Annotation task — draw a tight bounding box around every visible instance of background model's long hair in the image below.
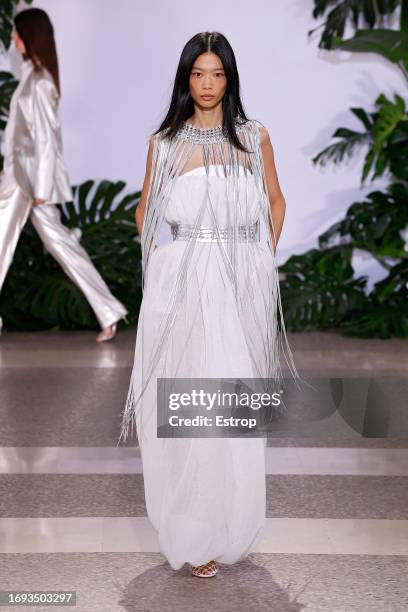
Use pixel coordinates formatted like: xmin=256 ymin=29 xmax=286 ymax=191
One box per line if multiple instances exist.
xmin=156 ymin=31 xmax=249 ymax=152
xmin=14 ymin=8 xmax=60 ymax=96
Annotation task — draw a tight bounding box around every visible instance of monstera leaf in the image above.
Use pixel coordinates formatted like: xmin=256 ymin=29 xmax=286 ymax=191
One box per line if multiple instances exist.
xmin=374 ymin=258 xmax=408 ymax=301
xmin=62 ymin=179 xmax=141 ymax=284
xmin=279 ymin=246 xmax=367 ymax=331
xmin=319 ymin=182 xmax=408 ymax=260
xmin=0 ymin=70 xmax=17 ymax=128
xmin=0 ymin=179 xmax=142 ymax=330
xmin=0 ymin=70 xmax=18 ymax=170
xmin=333 ymin=29 xmax=408 ymax=70
xmin=29 ymin=275 xmax=97 ymax=329
xmin=0 ymin=1 xmax=32 ymax=167
xmin=340 ymin=260 xmax=408 ymax=337
xmin=367 ymin=94 xmax=408 ymax=181
xmin=0 ymin=0 xmax=33 ymax=52
xmin=309 ymin=0 xmax=403 ymax=49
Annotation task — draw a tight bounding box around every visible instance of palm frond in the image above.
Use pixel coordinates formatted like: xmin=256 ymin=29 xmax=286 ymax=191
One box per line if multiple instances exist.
xmin=313 ymin=128 xmax=370 ymax=166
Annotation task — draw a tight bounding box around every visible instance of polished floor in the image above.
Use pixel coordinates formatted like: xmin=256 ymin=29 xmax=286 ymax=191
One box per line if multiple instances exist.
xmin=0 ymin=328 xmax=407 ymax=611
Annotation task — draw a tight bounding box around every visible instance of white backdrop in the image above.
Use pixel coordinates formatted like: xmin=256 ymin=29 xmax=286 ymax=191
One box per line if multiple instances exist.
xmin=3 ymin=0 xmax=405 ymax=284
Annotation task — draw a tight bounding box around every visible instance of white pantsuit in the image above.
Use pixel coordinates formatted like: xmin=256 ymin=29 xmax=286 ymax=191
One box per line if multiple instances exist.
xmin=0 ymin=58 xmax=127 ymax=330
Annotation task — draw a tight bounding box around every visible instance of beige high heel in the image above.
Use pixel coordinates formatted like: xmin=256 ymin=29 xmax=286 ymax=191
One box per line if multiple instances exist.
xmin=189 ymin=559 xmax=218 ymax=578
xmin=96 ymin=322 xmax=117 ymax=343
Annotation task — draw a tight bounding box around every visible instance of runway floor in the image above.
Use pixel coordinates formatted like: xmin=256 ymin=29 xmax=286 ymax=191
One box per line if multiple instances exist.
xmin=0 ymin=328 xmax=407 ymax=611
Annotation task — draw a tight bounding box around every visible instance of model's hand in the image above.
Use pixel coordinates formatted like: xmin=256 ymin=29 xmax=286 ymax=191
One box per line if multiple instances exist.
xmin=33 ymin=198 xmax=46 ymax=206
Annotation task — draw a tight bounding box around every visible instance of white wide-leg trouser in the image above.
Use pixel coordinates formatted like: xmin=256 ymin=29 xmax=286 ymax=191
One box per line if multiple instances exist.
xmin=0 ymin=187 xmax=128 ymax=329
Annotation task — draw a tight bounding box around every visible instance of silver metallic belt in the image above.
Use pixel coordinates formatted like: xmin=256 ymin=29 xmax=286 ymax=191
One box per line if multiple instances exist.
xmin=171 ymin=220 xmax=260 ymax=242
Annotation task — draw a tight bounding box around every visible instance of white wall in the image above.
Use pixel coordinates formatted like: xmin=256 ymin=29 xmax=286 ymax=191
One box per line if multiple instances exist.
xmin=3 ymin=0 xmax=405 ymax=281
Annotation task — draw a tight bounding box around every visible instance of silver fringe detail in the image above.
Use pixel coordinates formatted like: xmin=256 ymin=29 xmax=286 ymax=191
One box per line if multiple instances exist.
xmin=117 ymin=118 xmax=306 ymax=446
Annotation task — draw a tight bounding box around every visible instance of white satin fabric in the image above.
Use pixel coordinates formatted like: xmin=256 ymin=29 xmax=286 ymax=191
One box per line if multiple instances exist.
xmin=0 ymin=59 xmax=128 ymax=330
xmin=131 ymin=165 xmax=267 ymax=570
xmin=0 ymin=58 xmax=72 ymax=204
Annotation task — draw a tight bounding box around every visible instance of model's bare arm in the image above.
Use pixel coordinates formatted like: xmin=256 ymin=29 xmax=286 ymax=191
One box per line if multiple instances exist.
xmin=260 ymin=127 xmax=286 ymax=252
xmin=135 ymin=138 xmax=154 ymax=237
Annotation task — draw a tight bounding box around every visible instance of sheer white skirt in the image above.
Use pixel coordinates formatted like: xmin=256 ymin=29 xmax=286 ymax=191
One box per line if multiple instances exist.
xmin=131 ymin=237 xmax=273 ymax=570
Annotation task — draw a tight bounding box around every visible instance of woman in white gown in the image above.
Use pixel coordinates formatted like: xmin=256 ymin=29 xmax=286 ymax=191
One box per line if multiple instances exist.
xmin=118 ymin=31 xmax=301 ymax=577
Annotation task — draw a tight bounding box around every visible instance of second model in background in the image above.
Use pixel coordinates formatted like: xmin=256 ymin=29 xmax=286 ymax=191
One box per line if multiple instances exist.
xmin=0 ymin=8 xmax=128 ymax=342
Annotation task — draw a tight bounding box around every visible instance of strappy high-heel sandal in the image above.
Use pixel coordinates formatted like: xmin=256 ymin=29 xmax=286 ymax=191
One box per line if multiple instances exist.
xmin=96 ymin=322 xmax=117 ymax=343
xmin=189 ymin=559 xmax=218 ymax=578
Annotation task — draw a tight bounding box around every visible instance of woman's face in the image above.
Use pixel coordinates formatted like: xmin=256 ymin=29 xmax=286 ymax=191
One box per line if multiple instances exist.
xmin=189 ymin=52 xmax=227 ymax=111
xmin=12 ymin=28 xmax=26 ymax=55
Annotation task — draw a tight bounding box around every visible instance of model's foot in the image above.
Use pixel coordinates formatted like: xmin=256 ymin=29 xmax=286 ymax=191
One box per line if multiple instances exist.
xmin=96 ymin=323 xmax=117 ymax=343
xmin=189 ymin=560 xmax=218 ymax=578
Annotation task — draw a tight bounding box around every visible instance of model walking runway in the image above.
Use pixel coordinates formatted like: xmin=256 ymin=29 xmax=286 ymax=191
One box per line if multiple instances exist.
xmin=119 ymin=31 xmax=301 ymax=577
xmin=0 ymin=8 xmax=127 ymax=341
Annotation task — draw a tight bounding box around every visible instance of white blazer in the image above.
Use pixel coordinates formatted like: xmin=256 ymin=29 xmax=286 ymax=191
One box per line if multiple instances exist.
xmin=0 ymin=58 xmax=73 ymax=205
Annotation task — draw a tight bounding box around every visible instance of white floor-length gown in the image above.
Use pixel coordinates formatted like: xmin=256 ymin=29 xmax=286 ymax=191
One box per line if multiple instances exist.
xmin=125 ymin=162 xmax=276 ymax=570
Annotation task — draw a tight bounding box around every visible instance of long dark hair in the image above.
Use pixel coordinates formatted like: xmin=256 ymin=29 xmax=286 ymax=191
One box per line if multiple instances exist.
xmin=14 ymin=8 xmax=60 ymax=96
xmin=156 ymin=32 xmax=249 ymax=152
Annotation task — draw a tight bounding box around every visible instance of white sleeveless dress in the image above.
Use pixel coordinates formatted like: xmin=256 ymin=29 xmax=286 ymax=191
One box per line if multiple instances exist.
xmin=131 ymin=164 xmax=271 ymax=570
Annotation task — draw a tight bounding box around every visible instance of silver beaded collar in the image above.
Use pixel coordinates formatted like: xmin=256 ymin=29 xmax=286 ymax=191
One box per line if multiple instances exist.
xmin=177 ymin=120 xmax=247 ymax=144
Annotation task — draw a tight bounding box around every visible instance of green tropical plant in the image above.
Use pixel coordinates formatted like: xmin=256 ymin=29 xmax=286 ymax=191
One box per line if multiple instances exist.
xmin=0 ymin=0 xmax=32 ymax=51
xmin=0 ymin=70 xmax=18 ymax=170
xmin=279 ymin=247 xmax=367 ymax=331
xmin=309 ymin=0 xmax=404 ymax=49
xmin=0 ymin=0 xmax=32 ymax=169
xmin=280 ymin=0 xmax=408 ymax=338
xmin=0 ymin=180 xmax=142 ymax=330
xmin=319 ymin=182 xmax=408 ymax=261
xmin=340 ymin=260 xmax=408 ymax=337
xmin=0 ymin=70 xmax=17 ymax=128
xmin=313 ymin=94 xmax=408 ymax=182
